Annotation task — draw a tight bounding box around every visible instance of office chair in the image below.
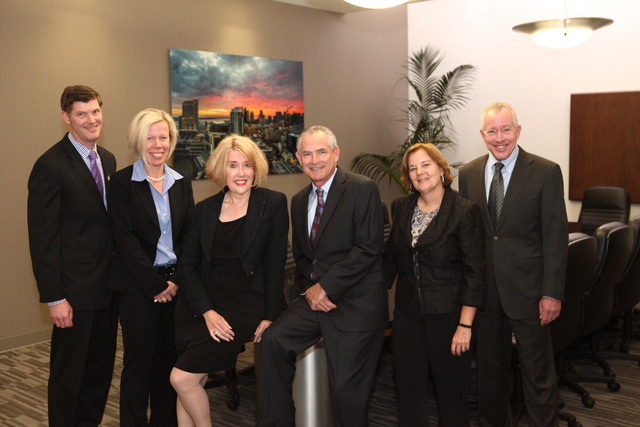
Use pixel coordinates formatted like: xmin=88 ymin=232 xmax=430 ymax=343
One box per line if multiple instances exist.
xmin=554 ymin=233 xmax=598 ymax=417
xmin=600 ymin=215 xmax=640 ymax=363
xmin=578 ymin=186 xmax=630 ymax=235
xmin=561 ymin=222 xmax=633 ymax=407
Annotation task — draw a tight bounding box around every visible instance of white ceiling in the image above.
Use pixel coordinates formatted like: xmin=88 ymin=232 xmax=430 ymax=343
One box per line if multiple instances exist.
xmin=271 ymin=0 xmax=425 ymax=14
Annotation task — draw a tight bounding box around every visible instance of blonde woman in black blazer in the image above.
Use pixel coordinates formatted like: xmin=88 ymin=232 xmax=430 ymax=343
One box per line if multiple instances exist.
xmin=109 ymin=108 xmax=194 ymax=427
xmin=385 ymin=143 xmax=485 ymax=427
xmin=170 ymin=135 xmax=288 ymax=427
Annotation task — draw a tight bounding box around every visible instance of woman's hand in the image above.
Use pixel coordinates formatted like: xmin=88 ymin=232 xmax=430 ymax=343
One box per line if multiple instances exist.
xmin=203 ymin=309 xmax=235 ymax=342
xmin=153 ymin=280 xmax=179 ymax=303
xmin=451 ymin=326 xmax=472 ymax=356
xmin=252 ymin=320 xmax=272 ymax=343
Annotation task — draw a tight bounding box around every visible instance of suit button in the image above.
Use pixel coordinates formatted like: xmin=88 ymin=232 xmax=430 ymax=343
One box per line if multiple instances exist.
xmin=493 ymin=235 xmax=499 ymax=240
xmin=312 ymin=259 xmax=318 ymax=264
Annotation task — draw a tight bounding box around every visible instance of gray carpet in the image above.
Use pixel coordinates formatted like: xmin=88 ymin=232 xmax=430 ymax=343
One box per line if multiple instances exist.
xmin=1 ymin=332 xmax=639 ymax=426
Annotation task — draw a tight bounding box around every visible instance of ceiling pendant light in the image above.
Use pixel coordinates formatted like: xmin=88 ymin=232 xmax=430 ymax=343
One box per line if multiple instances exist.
xmin=512 ymin=1 xmax=612 ymax=48
xmin=344 ymin=0 xmax=409 ymax=9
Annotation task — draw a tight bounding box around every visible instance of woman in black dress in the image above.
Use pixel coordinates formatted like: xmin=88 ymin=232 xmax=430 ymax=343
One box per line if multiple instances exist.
xmin=170 ymin=135 xmax=289 ymax=427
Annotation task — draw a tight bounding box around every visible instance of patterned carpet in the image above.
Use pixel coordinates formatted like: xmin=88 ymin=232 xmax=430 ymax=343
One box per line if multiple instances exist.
xmin=1 ymin=332 xmax=639 ymax=426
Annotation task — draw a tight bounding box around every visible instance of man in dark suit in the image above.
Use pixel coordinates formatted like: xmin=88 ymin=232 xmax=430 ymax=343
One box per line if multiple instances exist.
xmin=458 ymin=102 xmax=568 ymax=427
xmin=27 ymin=85 xmax=118 ymax=427
xmin=260 ymin=125 xmax=387 ymax=427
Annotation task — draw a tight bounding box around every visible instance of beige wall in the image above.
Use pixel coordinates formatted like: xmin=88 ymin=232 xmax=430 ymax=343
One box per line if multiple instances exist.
xmin=0 ymin=0 xmax=408 ymax=349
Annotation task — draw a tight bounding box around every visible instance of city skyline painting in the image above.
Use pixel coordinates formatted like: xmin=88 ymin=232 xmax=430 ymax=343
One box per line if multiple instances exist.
xmin=169 ymin=48 xmax=305 ymax=180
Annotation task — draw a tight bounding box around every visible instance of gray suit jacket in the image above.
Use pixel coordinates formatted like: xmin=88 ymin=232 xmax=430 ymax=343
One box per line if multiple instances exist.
xmin=458 ymin=147 xmax=568 ymax=319
xmin=291 ymin=167 xmax=387 ymax=331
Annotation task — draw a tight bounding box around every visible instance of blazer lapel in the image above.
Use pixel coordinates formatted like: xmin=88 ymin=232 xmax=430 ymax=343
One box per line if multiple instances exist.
xmin=315 ymin=168 xmax=346 ymax=244
xmin=500 ymin=148 xmax=534 ymax=227
xmin=293 ymin=183 xmax=313 ymax=251
xmin=169 ymin=179 xmax=187 ymax=240
xmin=242 ymin=189 xmax=266 ymax=256
xmin=133 ymin=180 xmax=160 ymax=229
xmin=200 ymin=194 xmax=222 ymax=262
xmin=415 ymin=187 xmax=455 ymax=247
xmin=62 ymin=139 xmax=105 ymax=208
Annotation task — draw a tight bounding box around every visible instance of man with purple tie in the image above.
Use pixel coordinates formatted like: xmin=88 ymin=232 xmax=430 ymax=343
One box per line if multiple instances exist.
xmin=27 ymin=85 xmax=118 ymax=426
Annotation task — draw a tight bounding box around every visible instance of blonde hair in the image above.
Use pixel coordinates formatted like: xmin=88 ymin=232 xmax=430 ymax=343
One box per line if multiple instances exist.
xmin=205 ymin=134 xmax=268 ymax=187
xmin=127 ymin=108 xmax=178 ymax=164
xmin=401 ymin=143 xmax=453 ymax=191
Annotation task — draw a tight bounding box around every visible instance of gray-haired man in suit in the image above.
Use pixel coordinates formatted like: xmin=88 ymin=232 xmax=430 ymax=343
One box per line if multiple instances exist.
xmin=28 ymin=85 xmax=118 ymax=426
xmin=260 ymin=125 xmax=387 ymax=427
xmin=458 ymin=102 xmax=568 ymax=427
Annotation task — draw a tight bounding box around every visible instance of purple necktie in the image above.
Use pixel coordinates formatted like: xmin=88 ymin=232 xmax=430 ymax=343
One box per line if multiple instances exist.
xmin=88 ymin=150 xmax=104 ymax=199
xmin=309 ymin=188 xmax=325 ymax=245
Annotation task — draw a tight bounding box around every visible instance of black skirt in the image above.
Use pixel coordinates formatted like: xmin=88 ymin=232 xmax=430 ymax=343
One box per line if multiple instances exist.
xmin=175 ymin=216 xmax=265 ymax=373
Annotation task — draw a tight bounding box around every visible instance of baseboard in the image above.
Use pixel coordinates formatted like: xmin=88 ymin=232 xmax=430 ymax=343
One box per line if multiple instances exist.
xmin=0 ymin=329 xmax=51 ymax=352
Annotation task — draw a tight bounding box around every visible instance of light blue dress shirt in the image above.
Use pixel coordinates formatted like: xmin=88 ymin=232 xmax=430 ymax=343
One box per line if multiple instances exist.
xmin=484 ymin=146 xmax=520 ymax=201
xmin=131 ymin=159 xmax=183 ymax=266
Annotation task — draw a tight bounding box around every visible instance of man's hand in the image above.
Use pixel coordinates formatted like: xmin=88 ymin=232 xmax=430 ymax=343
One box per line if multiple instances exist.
xmin=305 ymin=283 xmax=337 ymax=312
xmin=253 ymin=320 xmax=272 ymax=343
xmin=50 ymin=300 xmax=73 ymax=328
xmin=539 ymin=297 xmax=561 ymax=326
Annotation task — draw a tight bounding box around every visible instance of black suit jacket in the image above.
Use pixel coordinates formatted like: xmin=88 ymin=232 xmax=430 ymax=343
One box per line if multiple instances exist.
xmin=384 ymin=187 xmax=486 ymax=314
xmin=28 ymin=135 xmax=116 ymax=310
xmin=176 ymin=187 xmax=289 ymax=322
xmin=291 ymin=167 xmax=387 ymax=331
xmin=458 ymin=147 xmax=568 ymax=319
xmin=107 ymin=164 xmax=194 ymax=298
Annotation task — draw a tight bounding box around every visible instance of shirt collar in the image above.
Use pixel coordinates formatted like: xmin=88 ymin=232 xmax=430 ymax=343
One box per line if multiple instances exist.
xmin=67 ymin=132 xmax=95 ymax=159
xmin=313 ymin=167 xmax=338 ymax=195
xmin=488 ymin=145 xmax=519 ymax=172
xmin=131 ymin=159 xmax=183 ymax=184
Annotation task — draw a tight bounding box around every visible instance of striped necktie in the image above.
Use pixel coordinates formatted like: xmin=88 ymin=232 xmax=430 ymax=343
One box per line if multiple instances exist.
xmin=309 ymin=188 xmax=324 ymax=245
xmin=488 ymin=162 xmax=504 ymax=229
xmin=88 ymin=150 xmax=104 ymax=198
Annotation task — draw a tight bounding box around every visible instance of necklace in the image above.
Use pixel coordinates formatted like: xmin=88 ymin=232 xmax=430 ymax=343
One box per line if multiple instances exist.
xmin=147 ymin=175 xmax=165 ymax=182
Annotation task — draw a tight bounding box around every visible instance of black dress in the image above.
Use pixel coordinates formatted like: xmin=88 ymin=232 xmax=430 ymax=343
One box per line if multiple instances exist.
xmin=175 ymin=216 xmax=265 ymax=373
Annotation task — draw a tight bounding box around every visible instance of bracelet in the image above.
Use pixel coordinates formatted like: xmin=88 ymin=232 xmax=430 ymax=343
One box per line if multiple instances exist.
xmin=458 ymin=322 xmax=472 ymax=329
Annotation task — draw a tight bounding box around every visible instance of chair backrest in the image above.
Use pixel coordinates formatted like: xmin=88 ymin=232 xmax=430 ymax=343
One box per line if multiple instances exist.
xmin=581 ymin=222 xmax=634 ymax=336
xmin=551 ymin=233 xmax=598 ymax=353
xmin=614 ymin=215 xmax=640 ymax=314
xmin=578 ymin=186 xmax=630 ymax=235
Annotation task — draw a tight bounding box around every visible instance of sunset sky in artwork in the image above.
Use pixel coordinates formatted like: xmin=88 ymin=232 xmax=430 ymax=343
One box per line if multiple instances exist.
xmin=170 ymin=49 xmax=304 ymax=120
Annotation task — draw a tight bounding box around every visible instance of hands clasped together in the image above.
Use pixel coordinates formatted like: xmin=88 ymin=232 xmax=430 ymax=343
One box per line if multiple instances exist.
xmin=153 ymin=280 xmax=179 ymax=304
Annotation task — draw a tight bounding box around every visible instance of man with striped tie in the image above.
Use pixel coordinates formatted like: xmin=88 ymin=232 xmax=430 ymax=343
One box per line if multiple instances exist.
xmin=260 ymin=125 xmax=387 ymax=427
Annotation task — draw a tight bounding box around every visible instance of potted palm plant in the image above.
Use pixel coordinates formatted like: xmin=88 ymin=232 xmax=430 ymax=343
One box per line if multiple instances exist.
xmin=351 ymin=45 xmax=476 ymax=193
